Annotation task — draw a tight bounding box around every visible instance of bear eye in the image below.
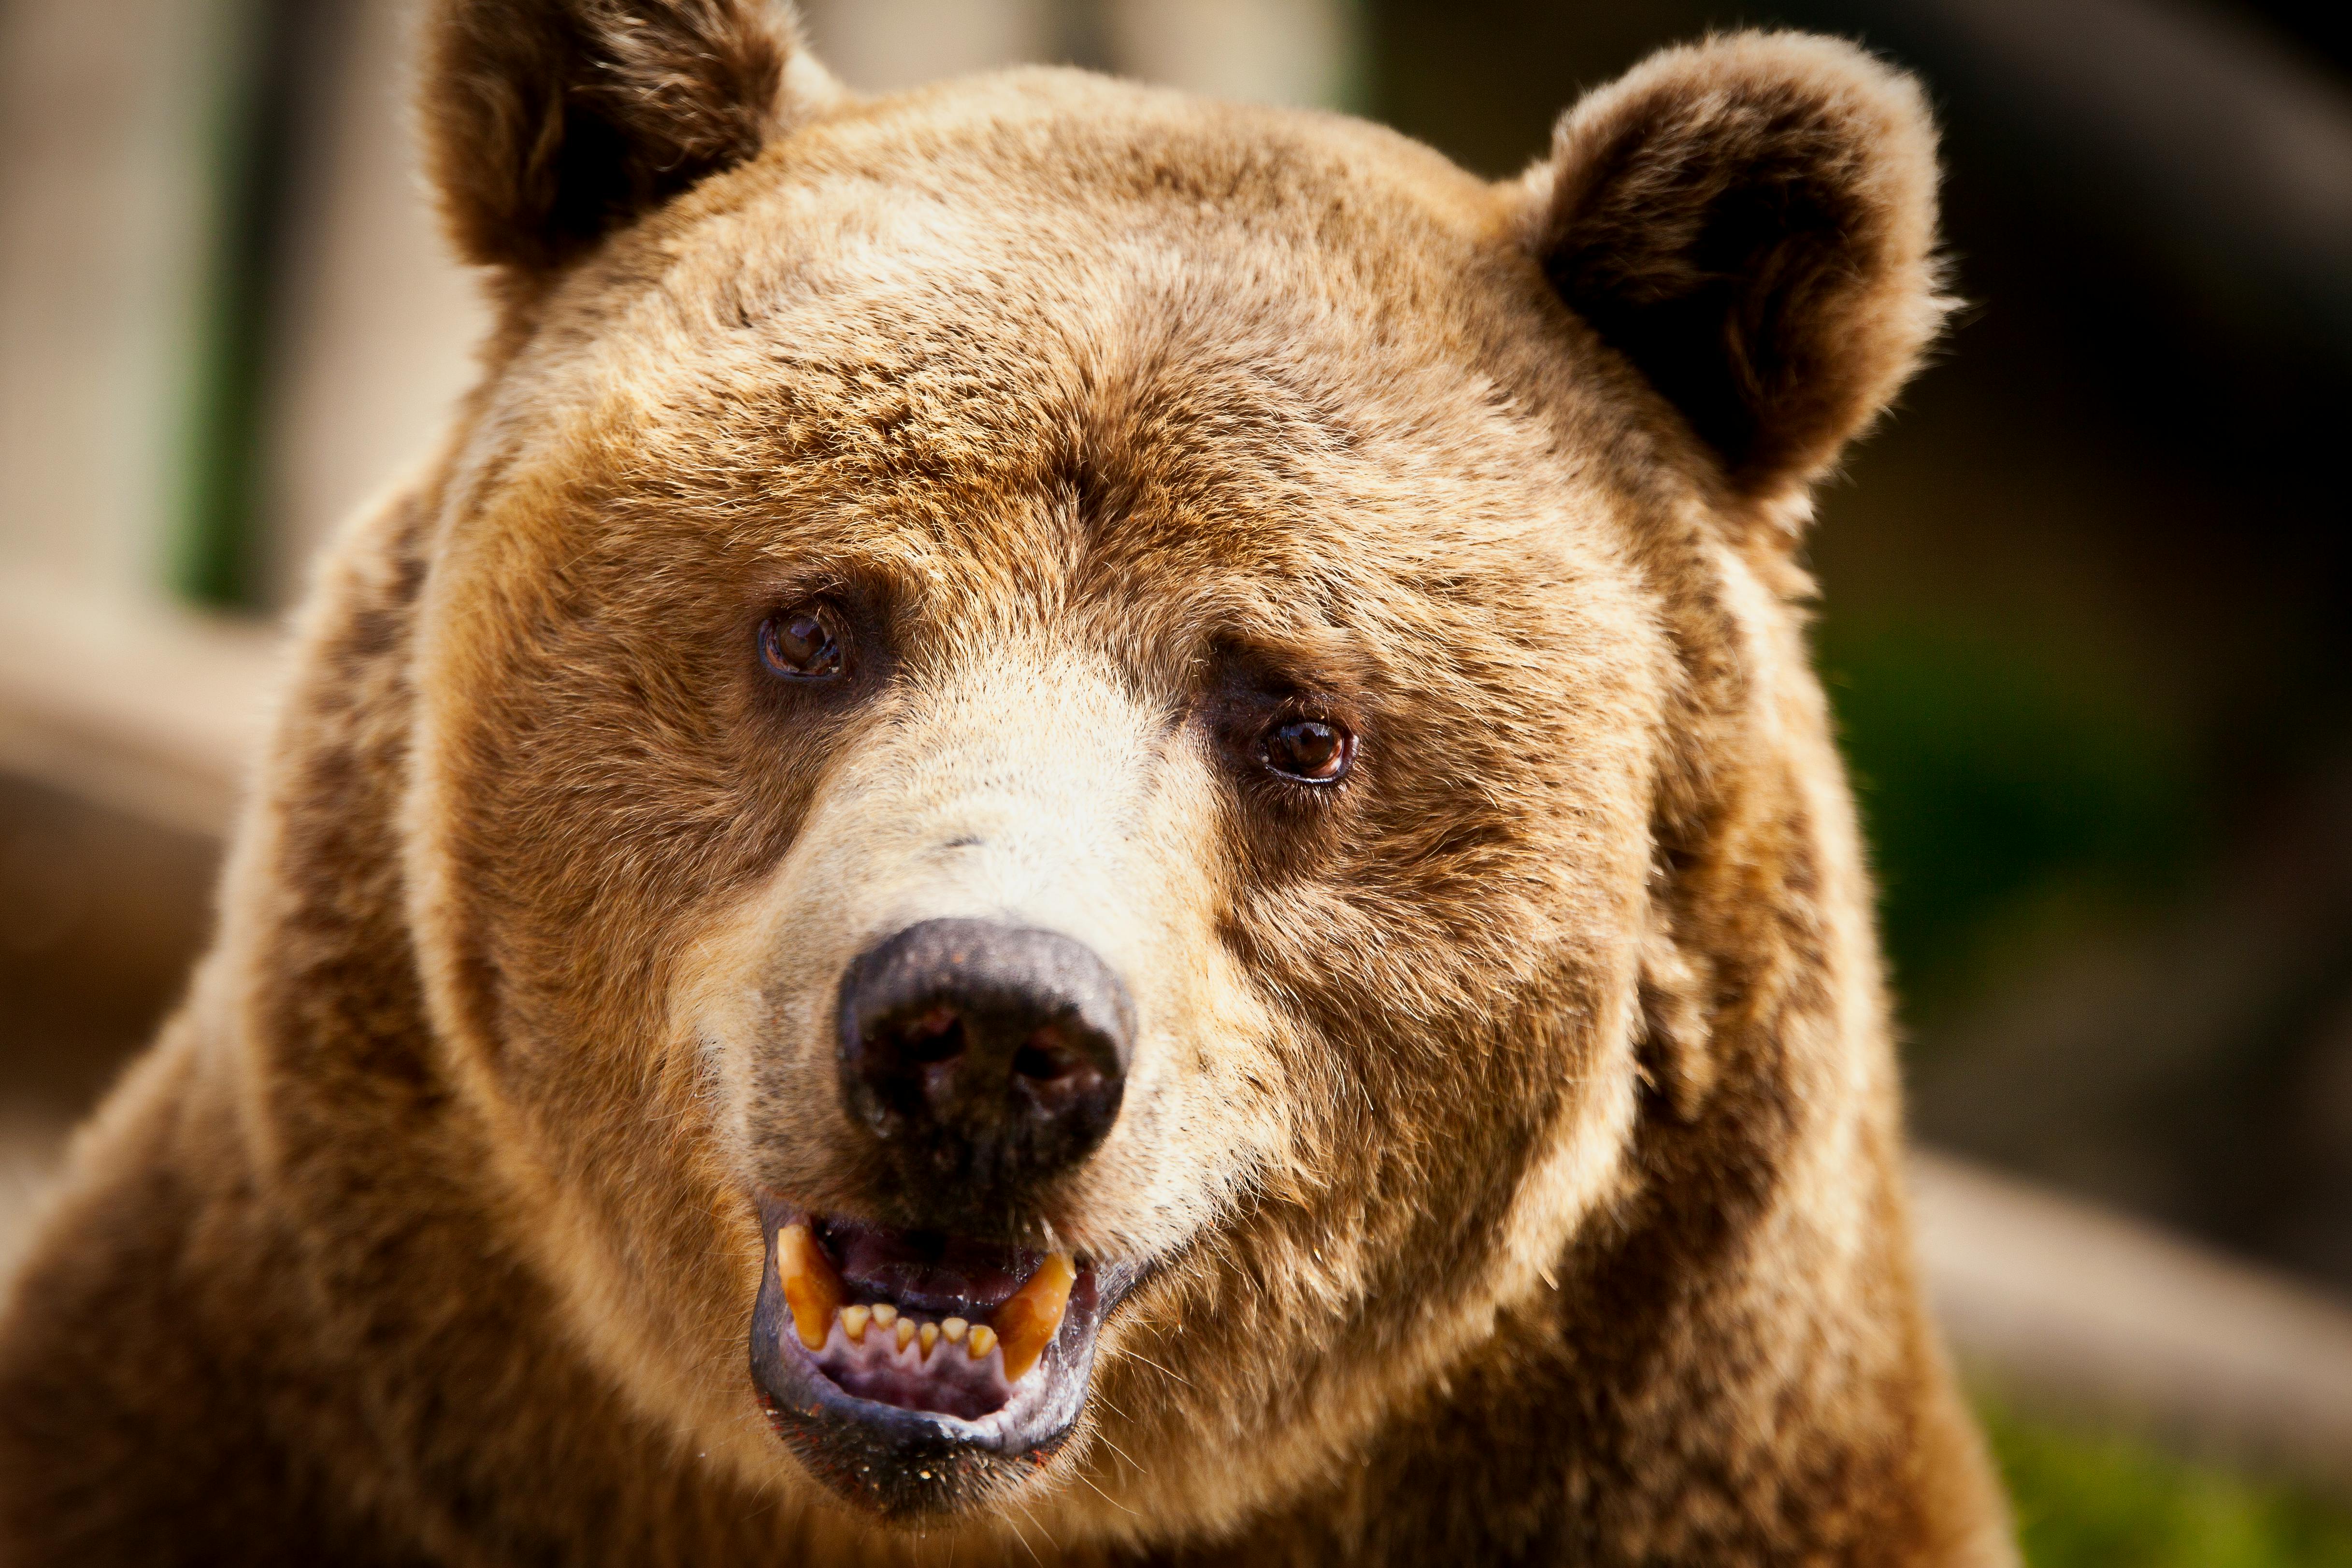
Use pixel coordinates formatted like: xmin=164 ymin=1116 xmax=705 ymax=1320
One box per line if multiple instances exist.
xmin=1262 ymin=717 xmax=1354 ymax=783
xmin=759 ymin=603 xmax=846 ymax=681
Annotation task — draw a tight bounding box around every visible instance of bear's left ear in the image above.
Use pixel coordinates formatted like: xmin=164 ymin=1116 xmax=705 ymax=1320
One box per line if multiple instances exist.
xmin=1516 ymin=32 xmax=1949 ymax=509
xmin=421 ymin=0 xmax=844 ymax=277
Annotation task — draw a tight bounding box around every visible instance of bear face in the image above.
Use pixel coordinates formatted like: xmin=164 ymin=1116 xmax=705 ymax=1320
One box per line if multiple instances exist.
xmin=392 ymin=12 xmax=1952 ymax=1527
xmin=410 ymin=68 xmax=1684 ymax=1520
xmin=394 ymin=6 xmax=1953 ymax=1534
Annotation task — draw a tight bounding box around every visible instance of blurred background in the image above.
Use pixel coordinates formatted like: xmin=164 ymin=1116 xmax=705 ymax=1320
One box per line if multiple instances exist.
xmin=2 ymin=0 xmax=2350 ymax=1560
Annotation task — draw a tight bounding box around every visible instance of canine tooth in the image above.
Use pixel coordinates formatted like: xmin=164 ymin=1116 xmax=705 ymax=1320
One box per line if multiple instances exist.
xmin=776 ymin=1224 xmax=844 ymax=1352
xmin=966 ymin=1324 xmax=997 ymax=1360
xmin=895 ymin=1317 xmax=916 ymax=1351
xmin=990 ymin=1253 xmax=1075 ymax=1383
xmin=941 ymin=1317 xmax=968 ymax=1344
xmin=842 ymin=1304 xmax=871 ymax=1343
xmin=919 ymin=1322 xmax=939 ymax=1355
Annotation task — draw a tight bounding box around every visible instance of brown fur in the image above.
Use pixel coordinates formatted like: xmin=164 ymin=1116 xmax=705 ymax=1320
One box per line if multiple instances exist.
xmin=0 ymin=8 xmax=2010 ymax=1562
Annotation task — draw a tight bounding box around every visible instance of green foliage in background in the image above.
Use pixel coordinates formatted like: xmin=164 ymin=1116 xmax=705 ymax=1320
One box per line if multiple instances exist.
xmin=1818 ymin=621 xmax=2203 ymax=1026
xmin=1986 ymin=1402 xmax=2352 ymax=1568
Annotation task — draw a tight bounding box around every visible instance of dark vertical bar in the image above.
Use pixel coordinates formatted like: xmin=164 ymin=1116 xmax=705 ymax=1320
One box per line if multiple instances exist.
xmin=169 ymin=0 xmax=344 ymax=610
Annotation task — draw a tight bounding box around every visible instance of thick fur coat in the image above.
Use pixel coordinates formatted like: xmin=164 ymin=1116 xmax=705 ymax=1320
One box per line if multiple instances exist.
xmin=0 ymin=5 xmax=2011 ymax=1562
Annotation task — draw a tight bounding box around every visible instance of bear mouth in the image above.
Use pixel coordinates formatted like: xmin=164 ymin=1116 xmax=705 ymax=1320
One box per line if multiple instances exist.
xmin=746 ymin=1193 xmax=1140 ymax=1517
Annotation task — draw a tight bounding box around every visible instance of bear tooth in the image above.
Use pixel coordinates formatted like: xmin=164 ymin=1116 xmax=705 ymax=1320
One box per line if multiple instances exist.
xmin=966 ymin=1324 xmax=997 ymax=1361
xmin=941 ymin=1317 xmax=968 ymax=1344
xmin=842 ymin=1304 xmax=871 ymax=1343
xmin=775 ymin=1224 xmax=844 ymax=1352
xmin=989 ymin=1252 xmax=1075 ymax=1383
xmin=869 ymin=1302 xmax=898 ymax=1328
xmin=894 ymin=1317 xmax=916 ymax=1351
xmin=919 ymin=1322 xmax=939 ymax=1355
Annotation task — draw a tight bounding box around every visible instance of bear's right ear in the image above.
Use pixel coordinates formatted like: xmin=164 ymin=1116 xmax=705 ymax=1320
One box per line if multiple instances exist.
xmin=420 ymin=0 xmax=842 ymax=275
xmin=1515 ymin=32 xmax=1949 ymax=512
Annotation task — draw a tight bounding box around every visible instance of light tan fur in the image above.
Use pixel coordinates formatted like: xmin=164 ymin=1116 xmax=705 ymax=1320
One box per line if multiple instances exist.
xmin=0 ymin=7 xmax=2010 ymax=1562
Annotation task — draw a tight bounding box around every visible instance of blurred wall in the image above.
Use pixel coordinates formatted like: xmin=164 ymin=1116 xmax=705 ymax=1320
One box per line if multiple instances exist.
xmin=0 ymin=0 xmax=225 ymax=595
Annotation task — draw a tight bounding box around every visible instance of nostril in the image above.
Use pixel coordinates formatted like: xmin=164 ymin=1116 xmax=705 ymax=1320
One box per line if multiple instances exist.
xmin=896 ymin=1007 xmax=966 ymax=1065
xmin=1011 ymin=1029 xmax=1084 ymax=1082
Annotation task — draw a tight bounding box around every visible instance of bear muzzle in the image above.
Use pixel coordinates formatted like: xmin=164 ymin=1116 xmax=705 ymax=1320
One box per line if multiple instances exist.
xmin=742 ymin=919 xmax=1146 ymax=1514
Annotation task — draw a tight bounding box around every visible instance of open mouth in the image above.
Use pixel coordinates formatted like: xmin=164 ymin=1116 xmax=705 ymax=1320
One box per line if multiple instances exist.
xmin=747 ymin=1194 xmax=1138 ymax=1516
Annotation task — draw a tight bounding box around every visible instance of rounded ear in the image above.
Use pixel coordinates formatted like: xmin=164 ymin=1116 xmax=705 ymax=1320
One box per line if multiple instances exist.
xmin=420 ymin=0 xmax=844 ymax=275
xmin=1515 ymin=32 xmax=1950 ymax=507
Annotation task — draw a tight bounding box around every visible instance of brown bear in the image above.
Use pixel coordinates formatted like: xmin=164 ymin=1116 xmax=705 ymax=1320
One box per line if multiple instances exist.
xmin=0 ymin=3 xmax=2012 ymax=1562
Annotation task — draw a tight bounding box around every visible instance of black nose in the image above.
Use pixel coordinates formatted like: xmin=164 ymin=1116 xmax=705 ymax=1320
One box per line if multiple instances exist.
xmin=837 ymin=919 xmax=1134 ymax=1190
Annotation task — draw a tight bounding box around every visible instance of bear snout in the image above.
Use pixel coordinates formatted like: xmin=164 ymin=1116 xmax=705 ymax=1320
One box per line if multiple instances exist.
xmin=835 ymin=919 xmax=1134 ymax=1197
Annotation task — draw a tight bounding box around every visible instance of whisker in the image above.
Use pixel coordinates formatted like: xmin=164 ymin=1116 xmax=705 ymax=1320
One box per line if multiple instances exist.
xmin=1000 ymin=1508 xmax=1042 ymax=1568
xmin=1005 ymin=1498 xmax=1051 ymax=1567
xmin=1071 ymin=1467 xmax=1141 ymax=1519
xmin=1120 ymin=1348 xmax=1193 ymax=1389
xmin=1093 ymin=1431 xmax=1144 ymax=1479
